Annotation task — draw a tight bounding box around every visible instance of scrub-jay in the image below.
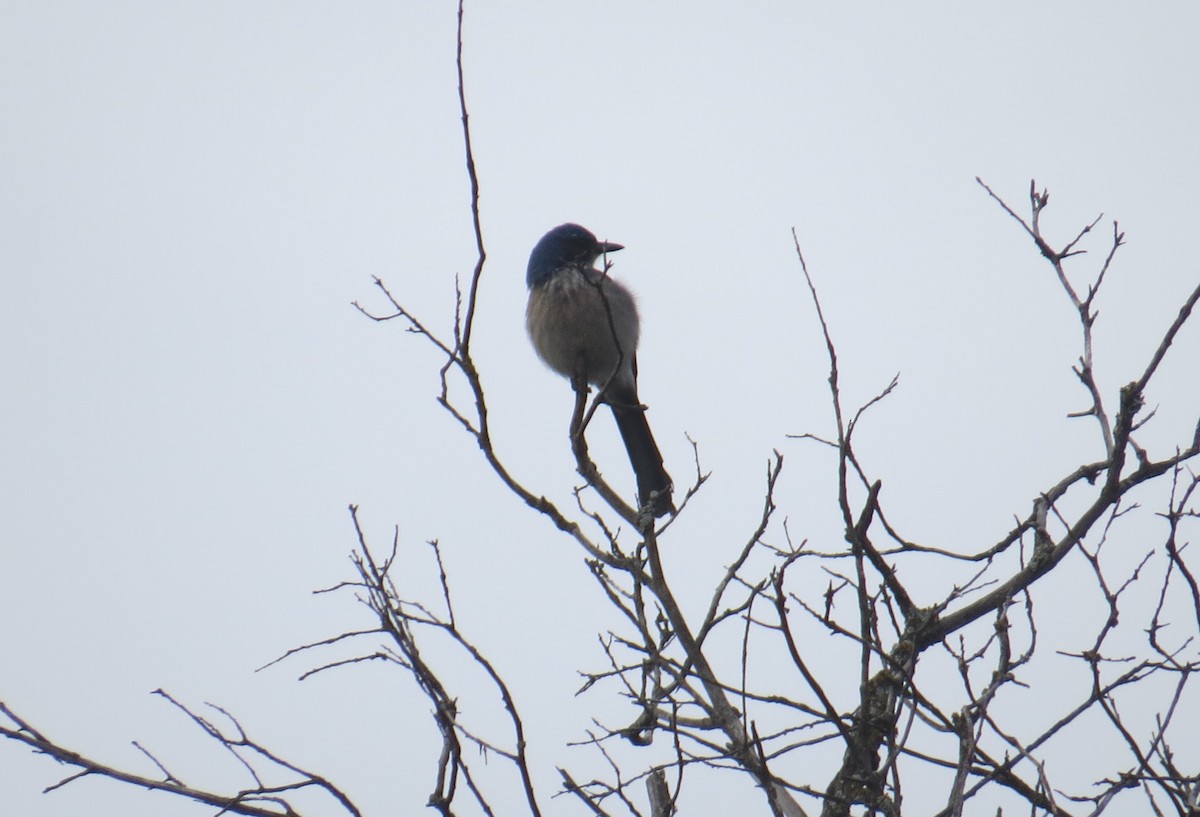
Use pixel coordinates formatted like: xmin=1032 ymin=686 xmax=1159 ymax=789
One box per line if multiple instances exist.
xmin=525 ymin=223 xmax=674 ymax=517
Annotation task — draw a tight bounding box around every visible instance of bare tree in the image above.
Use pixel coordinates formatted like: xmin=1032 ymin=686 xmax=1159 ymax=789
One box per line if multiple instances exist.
xmin=4 ymin=2 xmax=1199 ymax=816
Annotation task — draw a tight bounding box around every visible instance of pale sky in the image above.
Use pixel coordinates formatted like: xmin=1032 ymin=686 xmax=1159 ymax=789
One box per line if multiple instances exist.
xmin=3 ymin=3 xmax=1199 ymax=816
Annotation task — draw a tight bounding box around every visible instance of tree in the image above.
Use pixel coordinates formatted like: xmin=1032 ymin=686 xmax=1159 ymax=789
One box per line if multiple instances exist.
xmin=4 ymin=4 xmax=1199 ymax=816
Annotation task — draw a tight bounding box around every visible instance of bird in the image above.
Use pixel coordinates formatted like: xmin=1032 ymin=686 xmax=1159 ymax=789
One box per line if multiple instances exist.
xmin=525 ymin=223 xmax=674 ymax=517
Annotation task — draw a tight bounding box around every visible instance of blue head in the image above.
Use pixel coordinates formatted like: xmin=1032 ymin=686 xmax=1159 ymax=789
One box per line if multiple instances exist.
xmin=526 ymin=223 xmax=624 ymax=288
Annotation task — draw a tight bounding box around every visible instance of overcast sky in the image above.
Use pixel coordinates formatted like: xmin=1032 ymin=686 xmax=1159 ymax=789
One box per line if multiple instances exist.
xmin=3 ymin=3 xmax=1199 ymax=816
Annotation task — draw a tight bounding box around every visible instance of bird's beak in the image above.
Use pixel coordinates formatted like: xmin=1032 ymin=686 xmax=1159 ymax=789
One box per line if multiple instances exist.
xmin=599 ymin=241 xmax=624 ymax=254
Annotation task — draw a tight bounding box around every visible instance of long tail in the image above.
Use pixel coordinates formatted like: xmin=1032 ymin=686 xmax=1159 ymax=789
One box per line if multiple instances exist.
xmin=610 ymin=395 xmax=674 ymax=518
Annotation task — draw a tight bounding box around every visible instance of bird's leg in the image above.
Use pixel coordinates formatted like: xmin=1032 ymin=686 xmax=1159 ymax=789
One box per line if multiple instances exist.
xmin=569 ymin=364 xmax=620 ymax=513
xmin=570 ymin=368 xmax=590 ymax=399
xmin=569 ymin=362 xmax=592 ymax=452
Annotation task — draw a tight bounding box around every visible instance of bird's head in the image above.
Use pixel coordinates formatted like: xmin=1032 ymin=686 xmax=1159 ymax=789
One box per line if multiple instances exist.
xmin=526 ymin=223 xmax=623 ymax=288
